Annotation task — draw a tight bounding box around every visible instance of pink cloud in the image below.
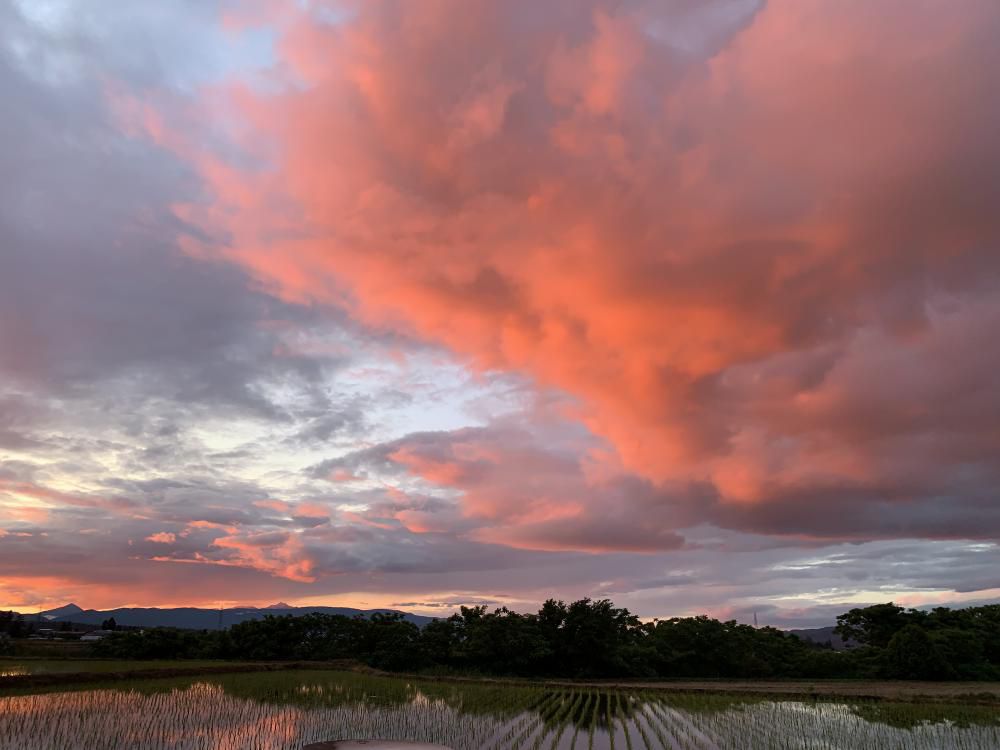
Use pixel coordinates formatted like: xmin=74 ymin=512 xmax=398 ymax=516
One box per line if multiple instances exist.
xmin=330 ymin=423 xmax=687 ymax=553
xmin=212 ymin=530 xmax=316 ymax=582
xmin=130 ymin=0 xmax=1000 ymax=549
xmin=292 ymin=502 xmax=330 ymax=520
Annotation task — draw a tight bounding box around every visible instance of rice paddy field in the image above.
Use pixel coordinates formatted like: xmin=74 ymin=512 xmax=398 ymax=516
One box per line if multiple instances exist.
xmin=1 ymin=670 xmax=998 ymax=750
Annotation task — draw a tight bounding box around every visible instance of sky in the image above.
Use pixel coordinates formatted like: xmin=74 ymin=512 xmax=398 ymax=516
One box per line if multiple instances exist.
xmin=1 ymin=0 xmax=999 ymax=628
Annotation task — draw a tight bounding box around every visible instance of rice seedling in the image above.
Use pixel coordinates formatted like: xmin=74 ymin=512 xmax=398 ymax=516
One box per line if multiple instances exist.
xmin=1 ymin=670 xmax=998 ymax=750
xmin=547 ymin=690 xmax=583 ymax=750
xmin=567 ymin=689 xmax=594 ymax=750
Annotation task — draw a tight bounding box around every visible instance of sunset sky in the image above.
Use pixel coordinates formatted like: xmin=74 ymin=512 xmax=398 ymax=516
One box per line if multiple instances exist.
xmin=2 ymin=0 xmax=999 ymax=627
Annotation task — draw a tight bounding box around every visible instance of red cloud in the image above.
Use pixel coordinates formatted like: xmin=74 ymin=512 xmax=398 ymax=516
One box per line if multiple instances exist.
xmin=157 ymin=1 xmax=1000 ymax=541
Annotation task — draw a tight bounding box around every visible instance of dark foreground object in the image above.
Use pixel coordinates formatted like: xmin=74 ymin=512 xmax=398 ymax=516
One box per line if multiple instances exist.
xmin=305 ymin=743 xmax=451 ymax=750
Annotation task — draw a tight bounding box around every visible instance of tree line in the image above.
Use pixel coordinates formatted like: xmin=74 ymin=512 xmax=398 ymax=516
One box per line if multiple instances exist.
xmin=74 ymin=599 xmax=1000 ymax=680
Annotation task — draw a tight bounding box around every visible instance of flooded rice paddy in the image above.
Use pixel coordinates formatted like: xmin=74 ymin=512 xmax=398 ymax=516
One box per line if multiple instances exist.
xmin=1 ymin=670 xmax=998 ymax=750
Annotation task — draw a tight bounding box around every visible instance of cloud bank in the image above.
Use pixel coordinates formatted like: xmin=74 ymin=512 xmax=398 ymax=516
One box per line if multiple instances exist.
xmin=183 ymin=0 xmax=1000 ymax=541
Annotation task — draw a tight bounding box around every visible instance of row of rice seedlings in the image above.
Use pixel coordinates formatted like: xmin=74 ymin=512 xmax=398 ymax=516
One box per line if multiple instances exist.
xmin=548 ymin=690 xmax=586 ymax=750
xmin=4 ymin=673 xmax=1000 ymax=750
xmin=587 ymin=688 xmax=599 ymax=750
xmin=633 ymin=696 xmax=668 ymax=750
xmin=616 ymin=692 xmax=633 ymax=750
xmin=644 ymin=696 xmax=720 ymax=750
xmin=708 ymin=702 xmax=775 ymax=749
xmin=528 ymin=693 xmax=570 ymax=750
xmin=567 ymin=688 xmax=594 ymax=750
xmin=631 ymin=693 xmax=670 ymax=750
xmin=0 ymin=682 xmax=513 ymax=750
xmin=682 ymin=695 xmax=789 ymax=750
xmin=532 ymin=691 xmax=579 ymax=750
xmin=739 ymin=701 xmax=999 ymax=750
xmin=481 ymin=702 xmax=534 ymax=748
xmin=508 ymin=691 xmax=567 ymax=750
xmin=490 ymin=689 xmax=563 ymax=750
xmin=604 ymin=691 xmax=616 ymax=750
xmin=645 ymin=695 xmax=1000 ymax=750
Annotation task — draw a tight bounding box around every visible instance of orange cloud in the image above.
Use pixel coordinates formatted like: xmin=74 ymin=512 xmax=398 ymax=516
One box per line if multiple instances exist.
xmin=212 ymin=530 xmax=316 ymax=582
xmin=146 ymin=0 xmax=1000 ymax=542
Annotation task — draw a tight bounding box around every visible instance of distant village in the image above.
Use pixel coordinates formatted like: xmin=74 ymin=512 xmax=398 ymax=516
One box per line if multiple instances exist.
xmin=1 ymin=608 xmax=136 ymax=653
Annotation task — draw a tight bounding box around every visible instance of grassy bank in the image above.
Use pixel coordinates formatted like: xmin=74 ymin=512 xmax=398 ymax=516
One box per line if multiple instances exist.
xmin=1 ymin=658 xmax=252 ymax=675
xmin=3 ymin=657 xmax=1000 ymax=705
xmin=0 ymin=661 xmax=316 ymax=690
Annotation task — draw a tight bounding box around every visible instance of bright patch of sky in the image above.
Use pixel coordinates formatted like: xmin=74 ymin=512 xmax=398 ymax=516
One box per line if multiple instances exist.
xmin=10 ymin=0 xmax=275 ymax=91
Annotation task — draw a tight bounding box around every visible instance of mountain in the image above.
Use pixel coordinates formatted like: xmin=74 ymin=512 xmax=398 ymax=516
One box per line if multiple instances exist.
xmin=39 ymin=603 xmax=84 ymax=621
xmin=44 ymin=605 xmax=435 ymax=630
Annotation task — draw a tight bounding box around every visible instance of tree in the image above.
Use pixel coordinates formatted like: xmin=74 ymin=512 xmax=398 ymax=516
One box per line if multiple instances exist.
xmin=558 ymin=598 xmax=643 ymax=677
xmin=364 ymin=612 xmax=425 ymax=671
xmin=101 ymin=617 xmax=118 ymax=631
xmin=835 ymin=603 xmax=910 ymax=649
xmin=74 ymin=599 xmax=1000 ymax=682
xmin=881 ymin=624 xmax=954 ymax=680
xmin=0 ymin=611 xmax=26 ymax=639
xmin=419 ymin=616 xmax=462 ymax=668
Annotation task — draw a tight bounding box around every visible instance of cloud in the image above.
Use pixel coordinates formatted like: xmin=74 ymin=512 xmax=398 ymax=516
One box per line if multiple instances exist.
xmin=0 ymin=1 xmax=353 ymax=426
xmin=167 ymin=0 xmax=1000 ymax=547
xmin=4 ymin=0 xmax=1000 ymax=621
xmin=317 ymin=415 xmax=688 ymax=553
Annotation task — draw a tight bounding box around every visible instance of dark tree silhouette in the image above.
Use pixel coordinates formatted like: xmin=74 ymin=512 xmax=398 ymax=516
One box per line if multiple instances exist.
xmin=90 ymin=600 xmax=1000 ymax=681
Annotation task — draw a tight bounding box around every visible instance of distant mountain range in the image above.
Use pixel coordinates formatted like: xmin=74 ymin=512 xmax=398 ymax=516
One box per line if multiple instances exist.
xmin=24 ymin=603 xmax=434 ymax=630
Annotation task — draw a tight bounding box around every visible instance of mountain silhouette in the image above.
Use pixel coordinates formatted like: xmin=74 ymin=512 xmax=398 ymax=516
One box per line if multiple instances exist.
xmin=38 ymin=603 xmax=84 ymax=620
xmin=29 ymin=604 xmax=433 ymax=630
